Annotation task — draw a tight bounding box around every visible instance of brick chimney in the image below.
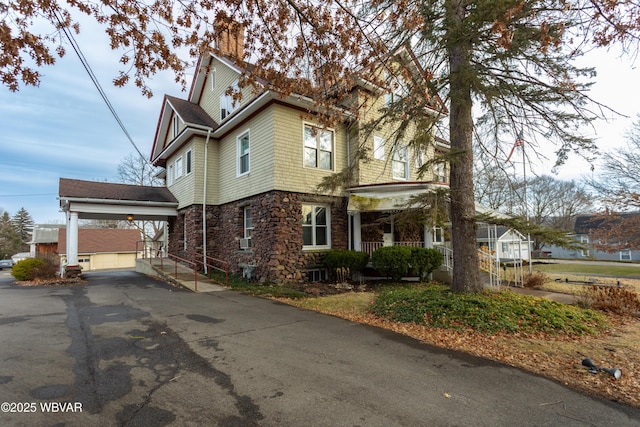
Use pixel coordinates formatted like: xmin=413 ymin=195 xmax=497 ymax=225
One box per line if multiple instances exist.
xmin=215 ymin=16 xmax=245 ymax=59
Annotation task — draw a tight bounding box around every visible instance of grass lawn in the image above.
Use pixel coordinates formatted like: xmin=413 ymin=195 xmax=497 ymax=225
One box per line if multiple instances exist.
xmin=533 ymin=262 xmax=640 ymax=277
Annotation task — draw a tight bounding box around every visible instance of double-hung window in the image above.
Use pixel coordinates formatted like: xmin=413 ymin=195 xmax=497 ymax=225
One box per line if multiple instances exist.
xmin=302 ymin=205 xmax=330 ymax=249
xmin=175 ymin=156 xmax=183 ymax=179
xmin=392 ymin=145 xmax=409 ymax=180
xmin=237 ymin=131 xmax=250 ymax=176
xmin=621 ymin=249 xmax=632 ymax=261
xmin=373 ymin=135 xmax=386 ymax=160
xmin=244 ymin=207 xmax=253 ymax=241
xmin=220 ymin=80 xmax=239 ymax=120
xmin=580 ymin=235 xmax=590 ymax=257
xmin=304 ymin=125 xmax=333 ymax=170
xmin=435 ymin=162 xmax=447 ymax=182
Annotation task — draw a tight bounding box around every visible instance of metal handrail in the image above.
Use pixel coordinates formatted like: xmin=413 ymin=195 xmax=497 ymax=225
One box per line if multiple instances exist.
xmin=135 ymin=241 xmax=164 ymax=260
xmin=194 ymin=253 xmax=229 ymax=288
xmin=167 ymin=253 xmax=198 ymax=291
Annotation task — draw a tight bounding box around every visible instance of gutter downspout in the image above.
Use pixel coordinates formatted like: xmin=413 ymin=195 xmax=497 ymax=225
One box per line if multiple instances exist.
xmin=202 ymin=129 xmax=212 ymax=274
xmin=347 ymin=124 xmax=352 ymax=251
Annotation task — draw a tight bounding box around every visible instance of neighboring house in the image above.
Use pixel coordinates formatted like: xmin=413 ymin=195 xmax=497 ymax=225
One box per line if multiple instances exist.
xmin=57 ymin=228 xmax=142 ymax=271
xmin=149 ymin=25 xmax=451 ymax=283
xmin=547 ymin=214 xmax=640 ymax=261
xmin=477 ymin=225 xmax=531 ymax=261
xmin=29 ymin=224 xmax=64 ymax=260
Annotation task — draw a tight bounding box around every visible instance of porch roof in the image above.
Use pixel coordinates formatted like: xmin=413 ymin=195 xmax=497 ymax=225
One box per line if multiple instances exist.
xmin=58 ymin=178 xmax=178 ymax=221
xmin=346 ymin=182 xmax=447 ymax=212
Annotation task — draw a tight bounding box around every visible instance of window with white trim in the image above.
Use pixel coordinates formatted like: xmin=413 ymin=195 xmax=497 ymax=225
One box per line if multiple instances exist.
xmin=168 ymin=164 xmax=174 ymax=185
xmin=220 ymin=80 xmax=239 ymax=120
xmin=186 ymin=149 xmax=192 ymax=175
xmin=307 ymin=268 xmax=328 ymax=282
xmin=373 ymin=135 xmax=386 ymax=160
xmin=432 ymin=227 xmax=444 ymax=244
xmin=172 ymin=115 xmax=180 ymax=138
xmin=237 ymin=131 xmax=250 ymax=176
xmin=304 ymin=125 xmax=333 ymax=170
xmin=243 ymin=207 xmax=253 ymax=240
xmin=384 ymin=72 xmax=408 ymax=106
xmin=302 ymin=205 xmax=330 ymax=248
xmin=435 ymin=162 xmax=447 ymax=182
xmin=210 ymin=67 xmax=216 ymax=91
xmin=580 ymin=235 xmax=590 ymax=257
xmin=392 ymin=145 xmax=409 ymax=180
xmin=175 ymin=156 xmax=183 ymax=179
xmin=620 ymin=249 xmax=632 ymax=261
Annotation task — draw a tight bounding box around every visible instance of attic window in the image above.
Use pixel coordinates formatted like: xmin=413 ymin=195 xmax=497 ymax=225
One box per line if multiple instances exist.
xmin=211 ymin=67 xmax=216 ymax=91
xmin=172 ymin=115 xmax=180 ymax=138
xmin=221 ymin=80 xmax=239 ymax=120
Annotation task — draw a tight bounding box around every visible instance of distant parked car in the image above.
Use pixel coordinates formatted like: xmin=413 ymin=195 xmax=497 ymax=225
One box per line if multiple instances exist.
xmin=0 ymin=259 xmax=14 ymax=270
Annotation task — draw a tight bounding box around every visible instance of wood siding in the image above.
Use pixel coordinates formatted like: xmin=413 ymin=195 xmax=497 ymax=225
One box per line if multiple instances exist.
xmin=272 ymin=104 xmax=347 ymax=194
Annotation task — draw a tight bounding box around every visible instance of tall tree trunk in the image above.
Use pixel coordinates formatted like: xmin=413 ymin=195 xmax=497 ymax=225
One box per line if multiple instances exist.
xmin=447 ymin=0 xmax=481 ymax=292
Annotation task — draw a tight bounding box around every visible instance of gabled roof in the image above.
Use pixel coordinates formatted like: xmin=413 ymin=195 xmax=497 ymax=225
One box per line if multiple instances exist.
xmin=167 ymin=95 xmax=218 ymax=129
xmin=477 ymin=226 xmax=525 ymax=241
xmin=59 ymin=178 xmax=177 ymax=204
xmin=574 ymin=213 xmax=640 ymax=235
xmin=57 ymin=228 xmax=141 ymax=254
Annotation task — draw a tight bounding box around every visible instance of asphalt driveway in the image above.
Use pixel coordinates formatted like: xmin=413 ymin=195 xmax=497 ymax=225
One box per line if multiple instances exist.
xmin=0 ymin=269 xmax=639 ymax=426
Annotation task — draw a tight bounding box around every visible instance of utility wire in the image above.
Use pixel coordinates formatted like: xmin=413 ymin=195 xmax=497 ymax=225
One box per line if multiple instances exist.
xmin=53 ymin=11 xmax=152 ymax=166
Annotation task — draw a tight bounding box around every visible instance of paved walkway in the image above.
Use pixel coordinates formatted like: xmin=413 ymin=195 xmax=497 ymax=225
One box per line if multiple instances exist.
xmin=142 ymin=258 xmax=583 ymax=305
xmin=140 ymin=257 xmax=227 ymax=292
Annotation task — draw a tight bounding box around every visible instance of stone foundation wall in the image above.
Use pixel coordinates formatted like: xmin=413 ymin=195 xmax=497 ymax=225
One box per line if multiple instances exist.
xmin=168 ymin=191 xmax=348 ymax=284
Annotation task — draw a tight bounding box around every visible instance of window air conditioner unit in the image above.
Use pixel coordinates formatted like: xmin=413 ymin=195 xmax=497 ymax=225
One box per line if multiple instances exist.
xmin=239 ymin=238 xmax=252 ymax=249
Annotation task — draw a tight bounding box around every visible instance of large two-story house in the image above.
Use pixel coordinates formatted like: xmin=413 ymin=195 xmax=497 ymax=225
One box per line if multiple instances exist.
xmin=150 ymin=28 xmax=450 ymax=283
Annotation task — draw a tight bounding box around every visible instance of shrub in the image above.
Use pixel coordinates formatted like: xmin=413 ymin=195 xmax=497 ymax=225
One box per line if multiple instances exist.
xmin=369 ymin=284 xmax=608 ymax=335
xmin=409 ymin=248 xmax=443 ymax=281
xmin=523 ymin=271 xmax=547 ymax=289
xmin=323 ymin=249 xmax=369 ymax=281
xmin=579 ymin=285 xmax=640 ymax=316
xmin=371 ymin=246 xmax=412 ymax=281
xmin=11 ymin=258 xmax=57 ymax=281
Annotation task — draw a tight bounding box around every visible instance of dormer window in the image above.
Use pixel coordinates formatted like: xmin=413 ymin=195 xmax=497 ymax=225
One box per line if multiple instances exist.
xmin=221 ymin=80 xmax=239 ymax=120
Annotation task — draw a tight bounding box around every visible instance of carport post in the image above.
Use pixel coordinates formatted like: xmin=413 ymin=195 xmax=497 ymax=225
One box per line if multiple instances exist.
xmin=65 ymin=211 xmax=80 ymax=276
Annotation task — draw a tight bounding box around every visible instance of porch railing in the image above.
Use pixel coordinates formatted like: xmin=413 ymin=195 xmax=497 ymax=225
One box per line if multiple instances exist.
xmin=435 ymin=245 xmax=453 ymax=272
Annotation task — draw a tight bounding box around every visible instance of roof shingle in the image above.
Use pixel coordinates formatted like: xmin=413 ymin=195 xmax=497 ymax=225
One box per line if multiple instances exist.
xmin=59 ymin=178 xmax=178 ymax=203
xmin=57 ymin=228 xmax=141 ymax=254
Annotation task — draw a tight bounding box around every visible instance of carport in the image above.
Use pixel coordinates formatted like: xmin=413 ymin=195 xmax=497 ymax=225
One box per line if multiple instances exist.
xmin=58 ymin=178 xmax=178 ymax=277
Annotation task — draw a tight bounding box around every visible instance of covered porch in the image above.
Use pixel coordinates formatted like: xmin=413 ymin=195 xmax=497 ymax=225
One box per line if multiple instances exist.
xmin=346 ymin=182 xmax=450 ymax=256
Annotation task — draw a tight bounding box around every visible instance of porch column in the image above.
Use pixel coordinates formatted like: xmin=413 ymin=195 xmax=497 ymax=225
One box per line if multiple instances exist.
xmin=353 ymin=212 xmax=362 ymax=252
xmin=65 ymin=211 xmax=81 ymax=277
xmin=424 ymin=225 xmax=433 ymax=248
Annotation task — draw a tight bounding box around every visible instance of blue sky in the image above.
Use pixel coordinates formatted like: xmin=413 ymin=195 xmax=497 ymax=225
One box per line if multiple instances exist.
xmin=0 ymin=22 xmax=185 ymax=224
xmin=1 ymin=20 xmax=639 ymax=224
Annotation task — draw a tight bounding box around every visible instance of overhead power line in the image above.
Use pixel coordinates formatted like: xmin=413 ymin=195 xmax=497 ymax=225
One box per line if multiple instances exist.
xmin=53 ymin=12 xmax=152 ymax=166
